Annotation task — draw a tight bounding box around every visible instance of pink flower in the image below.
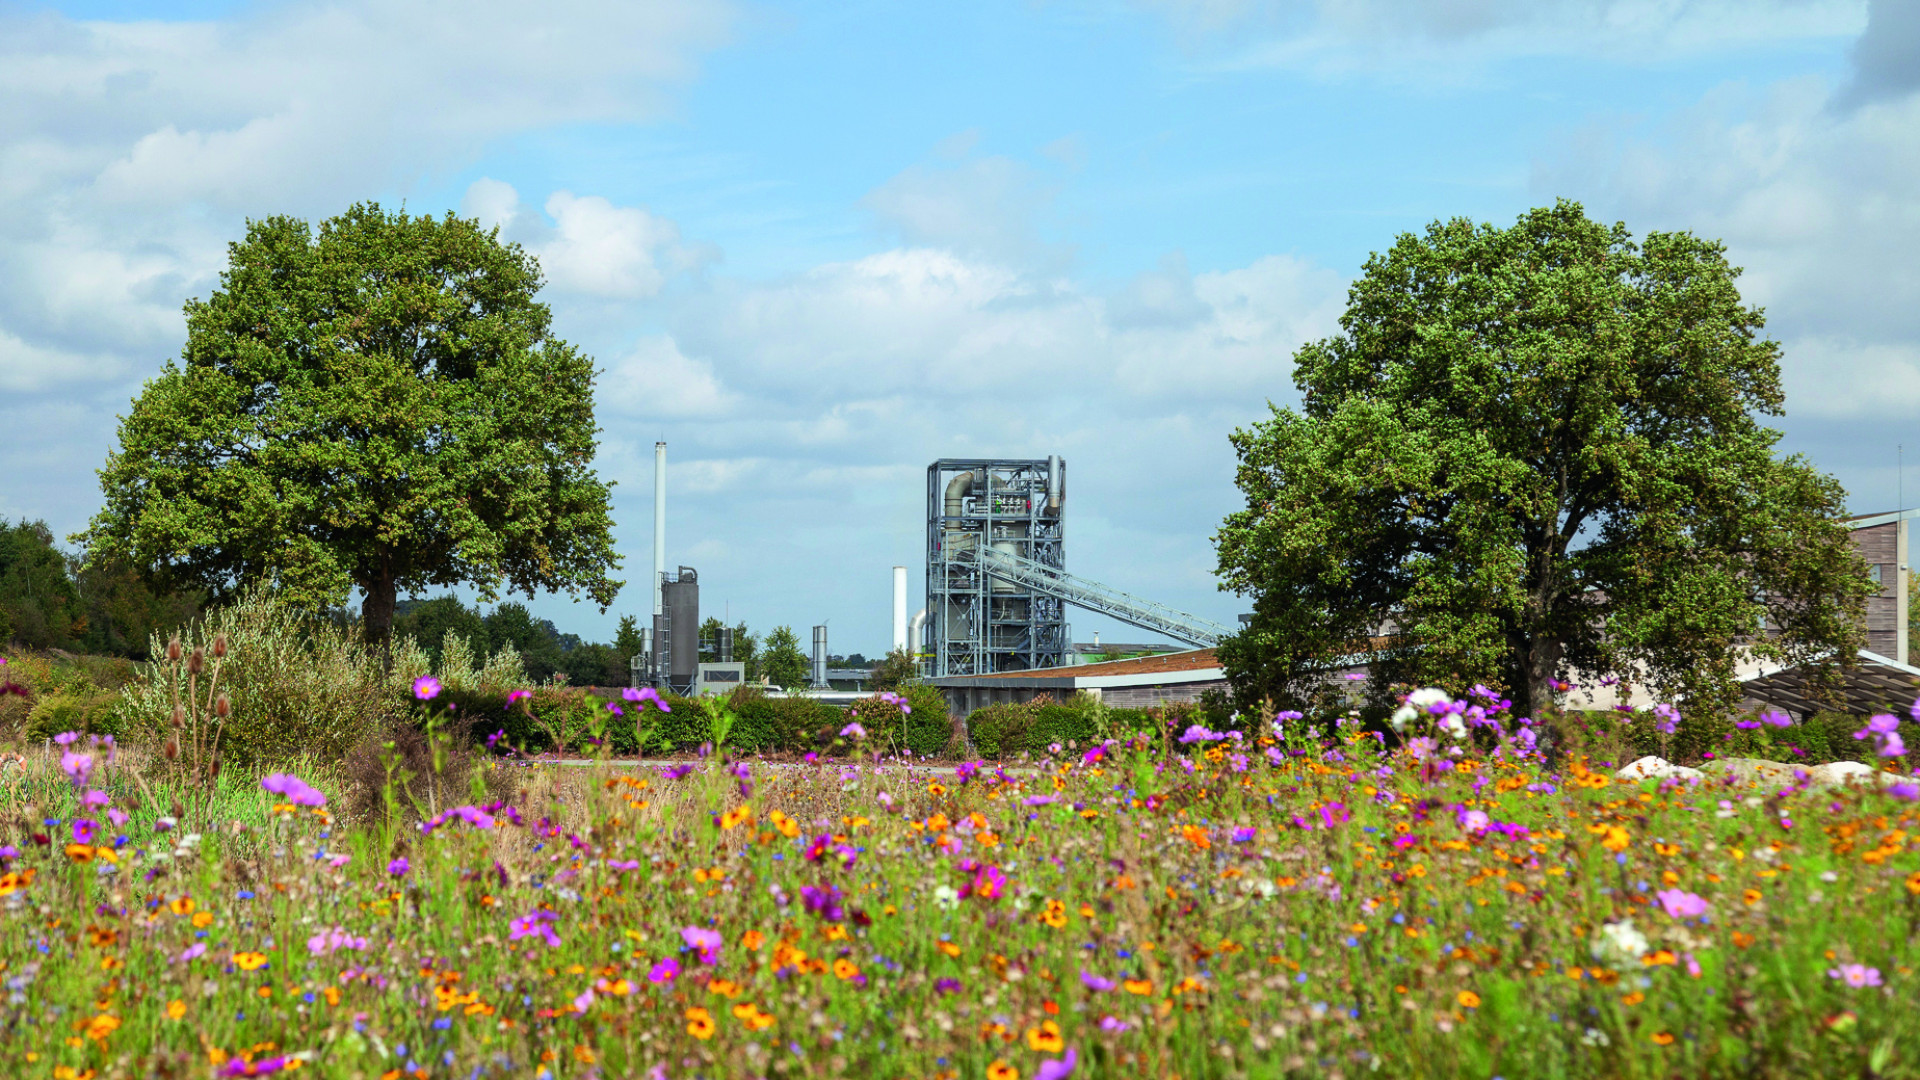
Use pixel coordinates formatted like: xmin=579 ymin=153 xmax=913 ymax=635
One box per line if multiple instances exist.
xmin=648 ymin=957 xmax=680 ymax=984
xmin=307 ymin=927 xmax=368 ymax=956
xmin=681 ymin=925 xmax=723 ymax=965
xmin=506 ymin=689 xmax=533 ymax=706
xmin=622 ymin=686 xmax=672 ymax=713
xmin=412 ymin=675 xmax=441 ymax=701
xmin=219 ymin=1056 xmax=292 ymax=1077
xmin=970 ymin=864 xmax=1008 ymax=901
xmin=1036 ymin=1049 xmax=1078 ymax=1080
xmin=573 ymin=987 xmax=595 ymax=1014
xmin=508 ymin=909 xmax=560 ymax=948
xmin=177 ymin=942 xmax=207 ymax=964
xmin=260 ymin=773 xmax=326 ymax=808
xmin=1829 ymin=963 xmax=1883 ymax=988
xmin=59 ymin=751 xmax=93 ymax=789
xmin=1655 ymin=889 xmax=1710 ymax=920
xmin=1458 ymin=810 xmax=1490 ymax=835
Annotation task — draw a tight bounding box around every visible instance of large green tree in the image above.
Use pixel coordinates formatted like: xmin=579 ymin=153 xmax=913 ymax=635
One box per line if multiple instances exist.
xmin=80 ymin=204 xmax=622 ymax=643
xmin=1215 ymin=201 xmax=1872 ymax=721
xmin=761 ymin=625 xmax=808 ymax=689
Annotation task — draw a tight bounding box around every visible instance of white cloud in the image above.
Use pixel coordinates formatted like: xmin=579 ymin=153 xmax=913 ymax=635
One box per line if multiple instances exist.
xmin=862 ymin=155 xmax=1065 ymax=264
xmin=1533 ymin=75 xmax=1920 ymax=419
xmin=1133 ymin=0 xmax=1865 ymax=74
xmin=601 ymin=335 xmax=736 ymax=418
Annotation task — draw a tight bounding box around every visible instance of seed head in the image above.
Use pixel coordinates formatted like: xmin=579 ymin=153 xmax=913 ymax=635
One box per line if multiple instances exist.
xmin=214 ymin=693 xmax=231 ymax=719
xmin=171 ymin=704 xmax=186 ymax=727
xmin=187 ymin=648 xmax=205 ymax=675
xmin=167 ymin=636 xmax=183 ymax=662
xmin=163 ymin=739 xmax=179 ymax=761
xmin=211 ymin=634 xmax=228 ymax=659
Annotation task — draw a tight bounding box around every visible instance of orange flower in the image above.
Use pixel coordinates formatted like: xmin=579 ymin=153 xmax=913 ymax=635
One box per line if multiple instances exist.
xmin=1123 ymin=979 xmax=1152 ymax=996
xmin=1742 ymin=888 xmax=1762 ymax=905
xmin=1651 ymin=1031 xmax=1675 ymax=1046
xmin=1026 ymin=1020 xmax=1064 ymax=1053
xmin=1180 ymin=825 xmax=1212 ymax=851
xmin=986 ymin=1062 xmax=1019 ymax=1080
xmin=232 ymin=952 xmax=269 ymax=971
xmin=82 ymin=1013 xmax=120 ymax=1042
xmin=741 ymin=929 xmax=767 ymax=950
xmin=732 ymin=1002 xmax=776 ymax=1030
xmin=1038 ymin=900 xmax=1067 ymax=929
xmin=720 ymin=805 xmax=753 ymax=831
xmin=1621 ymin=992 xmax=1645 ymax=1006
xmin=65 ymin=843 xmax=95 ymax=863
xmin=166 ymin=1000 xmax=186 ymax=1021
xmin=192 ymin=911 xmax=214 ymax=929
xmin=1457 ymin=990 xmax=1481 ymax=1009
xmin=686 ymin=1007 xmax=716 ymax=1040
xmin=169 ymin=896 xmax=196 ymax=916
xmin=937 ymin=941 xmax=961 ymax=958
xmin=832 ymin=959 xmax=860 ymax=981
xmin=1906 ymin=871 xmax=1920 ymax=896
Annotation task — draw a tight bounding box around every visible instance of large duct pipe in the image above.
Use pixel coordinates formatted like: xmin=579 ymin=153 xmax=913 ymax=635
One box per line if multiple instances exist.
xmin=1046 ymin=454 xmax=1063 ymax=514
xmin=811 ymin=625 xmax=829 ymax=689
xmin=943 ymin=471 xmax=974 ymax=517
xmin=909 ymin=608 xmax=927 ymax=657
xmin=892 ymin=566 xmax=908 ymax=654
xmin=652 ymin=442 xmax=667 ymax=617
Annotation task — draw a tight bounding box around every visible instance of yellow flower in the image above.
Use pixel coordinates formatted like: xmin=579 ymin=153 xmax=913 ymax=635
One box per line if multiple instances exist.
xmin=82 ymin=1013 xmax=120 ymax=1042
xmin=166 ymin=999 xmax=186 ymax=1021
xmin=232 ymin=951 xmax=269 ymax=971
xmin=64 ymin=843 xmax=95 ymax=863
xmin=1123 ymin=978 xmax=1152 ymax=996
xmin=1457 ymin=990 xmax=1481 ymax=1009
xmin=192 ymin=911 xmax=214 ymax=929
xmin=832 ymin=959 xmax=860 ymax=981
xmin=686 ymin=1006 xmax=716 ymax=1040
xmin=1651 ymin=1031 xmax=1675 ymax=1046
xmin=720 ymin=805 xmax=753 ymax=830
xmin=986 ymin=1061 xmax=1019 ymax=1080
xmin=1025 ymin=1020 xmax=1064 ymax=1053
xmin=169 ymin=896 xmax=196 ymax=916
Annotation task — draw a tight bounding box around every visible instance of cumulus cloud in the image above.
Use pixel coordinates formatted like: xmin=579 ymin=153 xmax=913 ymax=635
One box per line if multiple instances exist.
xmin=460 ymin=180 xmax=713 ymax=300
xmin=1840 ymin=0 xmax=1920 ymax=106
xmin=862 ymin=149 xmax=1067 ymax=264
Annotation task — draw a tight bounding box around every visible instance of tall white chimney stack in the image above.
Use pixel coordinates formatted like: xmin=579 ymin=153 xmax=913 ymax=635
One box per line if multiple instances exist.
xmin=653 ymin=442 xmax=667 ymax=617
xmin=891 ymin=566 xmax=909 ymax=654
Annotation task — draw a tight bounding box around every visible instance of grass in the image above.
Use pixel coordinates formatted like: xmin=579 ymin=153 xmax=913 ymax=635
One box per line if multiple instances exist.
xmin=2 ymin=698 xmax=1919 ymax=1080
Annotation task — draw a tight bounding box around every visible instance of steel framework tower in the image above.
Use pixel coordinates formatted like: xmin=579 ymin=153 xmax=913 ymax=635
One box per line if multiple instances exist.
xmin=926 ymin=458 xmax=1067 ymax=676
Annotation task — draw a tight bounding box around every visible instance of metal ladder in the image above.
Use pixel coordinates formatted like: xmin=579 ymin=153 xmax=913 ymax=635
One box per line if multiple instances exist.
xmin=963 ymin=546 xmax=1234 ymax=647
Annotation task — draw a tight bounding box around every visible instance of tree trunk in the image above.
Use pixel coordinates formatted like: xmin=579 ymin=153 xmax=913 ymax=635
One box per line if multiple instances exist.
xmin=1523 ymin=633 xmax=1563 ymax=722
xmin=362 ymin=567 xmax=396 ymax=647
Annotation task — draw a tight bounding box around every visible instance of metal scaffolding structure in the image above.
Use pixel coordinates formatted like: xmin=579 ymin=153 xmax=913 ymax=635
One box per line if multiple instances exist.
xmin=966 ymin=545 xmax=1232 ymax=647
xmin=927 ymin=458 xmax=1068 ymax=676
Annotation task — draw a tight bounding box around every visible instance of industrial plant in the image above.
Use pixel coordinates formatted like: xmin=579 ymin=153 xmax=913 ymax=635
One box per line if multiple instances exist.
xmin=631 ymin=443 xmax=1242 ymax=698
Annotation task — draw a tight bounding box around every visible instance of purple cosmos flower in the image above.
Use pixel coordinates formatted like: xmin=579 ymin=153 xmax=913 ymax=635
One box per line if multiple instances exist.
xmin=1829 ymin=963 xmax=1883 ymax=988
xmin=1655 ymin=889 xmax=1710 ymax=920
xmin=605 ymin=701 xmax=624 ymax=717
xmin=261 ymin=773 xmax=327 ymax=808
xmin=840 ymin=721 xmax=867 ymax=740
xmin=218 ymin=1055 xmax=292 ymax=1077
xmin=1650 ymin=703 xmax=1681 ymax=735
xmin=412 ymin=675 xmax=442 ymax=701
xmin=800 ymin=884 xmax=846 ymax=922
xmin=1177 ymin=725 xmax=1226 ymax=744
xmin=81 ymin=788 xmax=110 ymax=808
xmin=1098 ymin=1016 xmax=1132 ymax=1033
xmin=682 ymin=925 xmax=723 ymax=964
xmin=934 ymin=977 xmax=961 ymax=995
xmin=1035 ymin=1048 xmax=1078 ymax=1080
xmin=1882 ymin=732 xmax=1908 ymax=757
xmin=661 ymin=764 xmax=693 ymax=781
xmin=59 ymin=751 xmax=93 ymax=790
xmin=878 ymin=691 xmax=911 ymax=714
xmin=1762 ymin=709 xmax=1793 ymax=727
xmin=177 ymin=942 xmax=207 ymax=963
xmin=623 ymin=685 xmax=672 ymax=713
xmin=506 ymin=689 xmax=532 ymax=706
xmin=1458 ymin=810 xmax=1489 ymax=835
xmin=970 ymin=864 xmax=1008 ymax=901
xmin=648 ymin=957 xmax=680 ymax=984
xmin=1080 ymin=971 xmax=1116 ymax=992
xmin=420 ymin=805 xmax=496 ymax=834
xmin=508 ymin=908 xmax=560 ymax=948
xmin=70 ymin=818 xmax=98 ymax=845
xmin=53 ymin=731 xmax=80 ymax=747
xmin=307 ymin=927 xmax=368 ymax=956
xmin=1319 ymin=802 xmax=1351 ymax=829
xmin=387 ymin=857 xmax=410 ymax=877
xmin=1230 ymin=826 xmax=1257 ymax=843
xmin=1888 ymin=782 xmax=1920 ymax=801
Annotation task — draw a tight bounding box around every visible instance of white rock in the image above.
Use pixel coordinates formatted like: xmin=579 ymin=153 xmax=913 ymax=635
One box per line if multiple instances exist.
xmin=1615 ymin=756 xmax=1704 ymax=782
xmin=1808 ymin=760 xmax=1896 ymax=787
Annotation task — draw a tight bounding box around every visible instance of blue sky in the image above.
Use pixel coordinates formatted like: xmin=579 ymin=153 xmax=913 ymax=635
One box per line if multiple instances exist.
xmin=2 ymin=0 xmax=1916 ymax=657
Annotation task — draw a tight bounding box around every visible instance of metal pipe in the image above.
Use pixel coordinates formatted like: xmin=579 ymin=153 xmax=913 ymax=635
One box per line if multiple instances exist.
xmin=943 ymin=471 xmax=973 ymax=517
xmin=1046 ymin=454 xmax=1062 ymax=514
xmin=652 ymin=442 xmax=667 ymax=617
xmin=811 ymin=625 xmax=829 ymax=689
xmin=909 ymin=608 xmax=926 ymax=657
xmin=892 ymin=566 xmax=909 ymax=654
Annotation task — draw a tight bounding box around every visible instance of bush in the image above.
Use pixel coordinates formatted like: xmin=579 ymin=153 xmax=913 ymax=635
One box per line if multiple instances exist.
xmin=1028 ymin=694 xmax=1101 ymax=754
xmin=964 ymin=702 xmax=1035 ymax=759
xmin=25 ymin=692 xmax=124 ymax=741
xmin=342 ymin=714 xmax=513 ymax=829
xmin=845 ymin=684 xmax=951 ymax=758
xmin=117 ymin=588 xmax=409 ymax=767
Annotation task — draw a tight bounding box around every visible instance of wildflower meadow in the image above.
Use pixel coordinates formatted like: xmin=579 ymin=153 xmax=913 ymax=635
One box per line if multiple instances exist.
xmin=3 ymin=654 xmax=1919 ymax=1080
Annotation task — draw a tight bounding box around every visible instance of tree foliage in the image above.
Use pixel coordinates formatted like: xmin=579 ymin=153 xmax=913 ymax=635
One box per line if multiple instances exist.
xmin=1215 ymin=201 xmax=1872 ymax=720
xmin=761 ymin=625 xmax=808 ymax=689
xmin=79 ymin=203 xmax=621 ymax=643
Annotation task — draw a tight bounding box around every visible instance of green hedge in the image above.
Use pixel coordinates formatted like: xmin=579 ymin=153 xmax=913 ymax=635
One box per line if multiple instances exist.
xmin=845 ymin=684 xmax=953 ymax=758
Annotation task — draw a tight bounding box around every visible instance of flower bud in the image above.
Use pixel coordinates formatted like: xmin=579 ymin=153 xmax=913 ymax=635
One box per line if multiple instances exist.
xmin=171 ymin=705 xmax=186 ymax=728
xmin=211 ymin=634 xmax=228 ymax=659
xmin=187 ymin=648 xmax=205 ymax=675
xmin=167 ymin=637 xmax=183 ymax=662
xmin=214 ymin=693 xmax=230 ymax=719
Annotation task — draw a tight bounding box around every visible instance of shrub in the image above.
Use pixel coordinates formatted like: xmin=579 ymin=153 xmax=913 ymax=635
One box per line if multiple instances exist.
xmin=963 ymin=702 xmax=1035 ymax=759
xmin=341 ymin=714 xmax=513 ymax=830
xmin=117 ymin=588 xmax=409 ymax=767
xmin=1028 ymin=694 xmax=1101 ymax=754
xmin=845 ymin=684 xmax=951 ymax=758
xmin=25 ymin=692 xmax=124 ymax=741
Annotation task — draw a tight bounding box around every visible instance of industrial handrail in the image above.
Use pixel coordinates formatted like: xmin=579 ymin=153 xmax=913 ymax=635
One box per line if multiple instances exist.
xmin=961 ymin=546 xmax=1234 ymax=647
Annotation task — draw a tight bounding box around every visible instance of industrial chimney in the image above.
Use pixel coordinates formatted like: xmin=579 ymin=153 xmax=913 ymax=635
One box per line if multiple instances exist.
xmin=892 ymin=566 xmax=908 ymax=654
